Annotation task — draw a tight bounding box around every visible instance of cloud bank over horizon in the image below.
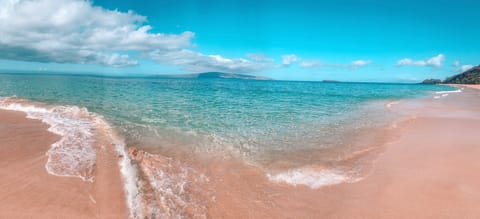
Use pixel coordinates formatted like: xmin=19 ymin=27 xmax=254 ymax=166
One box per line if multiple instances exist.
xmin=0 ymin=0 xmax=273 ymax=73
xmin=0 ymin=0 xmax=374 ymax=74
xmin=0 ymin=0 xmax=476 ymax=80
xmin=0 ymin=0 xmax=196 ymax=67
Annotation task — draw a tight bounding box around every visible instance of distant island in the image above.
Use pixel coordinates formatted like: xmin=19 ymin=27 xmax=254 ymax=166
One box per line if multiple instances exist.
xmin=422 ymin=65 xmax=480 ymax=84
xmin=153 ymin=72 xmax=272 ymax=80
xmin=421 ymin=79 xmax=442 ymax=84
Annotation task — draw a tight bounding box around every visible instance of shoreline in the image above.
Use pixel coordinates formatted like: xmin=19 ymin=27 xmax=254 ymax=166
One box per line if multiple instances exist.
xmin=0 ymin=109 xmax=128 ymax=218
xmin=445 ymin=83 xmax=480 ymax=90
xmin=0 ymin=86 xmax=479 ymax=218
xmin=197 ymin=84 xmax=480 ymax=218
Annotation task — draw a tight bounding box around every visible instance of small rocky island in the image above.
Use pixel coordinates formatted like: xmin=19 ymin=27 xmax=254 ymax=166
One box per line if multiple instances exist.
xmin=421 ymin=79 xmax=442 ymax=84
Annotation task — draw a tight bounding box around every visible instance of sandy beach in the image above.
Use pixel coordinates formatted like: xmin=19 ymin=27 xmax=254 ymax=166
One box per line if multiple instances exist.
xmin=0 ymin=110 xmax=128 ymax=219
xmin=310 ymin=87 xmax=480 ymax=218
xmin=184 ymin=86 xmax=480 ymax=218
xmin=116 ymin=86 xmax=480 ymax=218
xmin=1 ymin=86 xmax=480 ymax=218
xmin=448 ymin=84 xmax=480 ymax=90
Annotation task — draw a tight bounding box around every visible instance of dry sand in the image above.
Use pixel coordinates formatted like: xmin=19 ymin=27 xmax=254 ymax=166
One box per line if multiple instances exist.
xmin=447 ymin=83 xmax=480 ymax=90
xmin=0 ymin=110 xmax=128 ymax=219
xmin=462 ymin=84 xmax=480 ymax=90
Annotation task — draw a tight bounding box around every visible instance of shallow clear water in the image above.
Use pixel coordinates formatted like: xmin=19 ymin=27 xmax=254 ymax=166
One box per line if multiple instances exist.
xmin=0 ymin=73 xmax=458 ymax=217
xmin=0 ymin=73 xmax=454 ymax=165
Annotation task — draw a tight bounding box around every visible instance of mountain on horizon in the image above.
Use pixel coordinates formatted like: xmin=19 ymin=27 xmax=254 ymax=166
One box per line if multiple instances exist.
xmin=154 ymin=72 xmax=272 ymax=80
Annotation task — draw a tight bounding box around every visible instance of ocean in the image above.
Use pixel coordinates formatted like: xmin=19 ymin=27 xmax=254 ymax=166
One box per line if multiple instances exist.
xmin=0 ymin=73 xmax=455 ymax=218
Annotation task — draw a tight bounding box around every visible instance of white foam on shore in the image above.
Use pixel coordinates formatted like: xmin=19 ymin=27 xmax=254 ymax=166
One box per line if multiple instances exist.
xmin=115 ymin=144 xmax=142 ymax=219
xmin=0 ymin=97 xmax=142 ymax=218
xmin=0 ymin=97 xmax=96 ymax=182
xmin=386 ymin=101 xmax=400 ymax=109
xmin=94 ymin=118 xmax=142 ymax=219
xmin=433 ymin=89 xmax=462 ymax=99
xmin=0 ymin=97 xmax=215 ymax=219
xmin=267 ymin=167 xmax=358 ymax=189
xmin=435 ymin=89 xmax=462 ymax=94
xmin=132 ymin=152 xmax=212 ymax=218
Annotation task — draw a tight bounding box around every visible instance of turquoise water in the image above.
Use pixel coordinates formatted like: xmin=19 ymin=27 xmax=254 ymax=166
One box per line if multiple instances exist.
xmin=0 ymin=73 xmax=453 ymax=166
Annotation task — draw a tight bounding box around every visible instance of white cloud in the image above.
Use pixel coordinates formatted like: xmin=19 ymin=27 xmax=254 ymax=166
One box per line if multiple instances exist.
xmin=461 ymin=65 xmax=474 ymax=72
xmin=148 ymin=49 xmax=271 ymax=73
xmin=300 ymin=60 xmax=322 ymax=68
xmin=396 ymin=54 xmax=445 ymax=68
xmin=0 ymin=0 xmax=378 ymax=74
xmin=0 ymin=0 xmax=274 ymax=73
xmin=396 ymin=58 xmax=425 ymax=66
xmin=453 ymin=60 xmax=460 ymax=67
xmin=452 ymin=61 xmax=474 ymax=73
xmin=427 ymin=54 xmax=445 ymax=68
xmin=247 ymin=54 xmax=274 ymax=63
xmin=299 ymin=59 xmax=371 ymax=69
xmin=100 ymin=53 xmax=139 ymax=67
xmin=350 ymin=60 xmax=371 ymax=68
xmin=282 ymin=54 xmax=300 ymax=67
xmin=0 ymin=0 xmax=195 ymax=67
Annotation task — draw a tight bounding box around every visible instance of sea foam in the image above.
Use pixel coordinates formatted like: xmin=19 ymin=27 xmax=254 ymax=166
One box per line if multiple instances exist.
xmin=0 ymin=97 xmax=142 ymax=218
xmin=0 ymin=97 xmax=96 ymax=181
xmin=386 ymin=101 xmax=400 ymax=109
xmin=433 ymin=89 xmax=462 ymax=99
xmin=435 ymin=89 xmax=462 ymax=94
xmin=94 ymin=118 xmax=142 ymax=219
xmin=267 ymin=167 xmax=358 ymax=189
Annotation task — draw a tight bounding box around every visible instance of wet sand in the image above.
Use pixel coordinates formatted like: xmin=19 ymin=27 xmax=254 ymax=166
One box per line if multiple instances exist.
xmin=0 ymin=110 xmax=128 ymax=218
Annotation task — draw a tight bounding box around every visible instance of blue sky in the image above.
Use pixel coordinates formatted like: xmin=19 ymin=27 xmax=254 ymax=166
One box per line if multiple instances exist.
xmin=0 ymin=0 xmax=478 ymax=82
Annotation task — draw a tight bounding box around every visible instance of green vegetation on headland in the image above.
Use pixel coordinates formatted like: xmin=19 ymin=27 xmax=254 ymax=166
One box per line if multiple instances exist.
xmin=444 ymin=65 xmax=480 ymax=84
xmin=421 ymin=65 xmax=480 ymax=84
